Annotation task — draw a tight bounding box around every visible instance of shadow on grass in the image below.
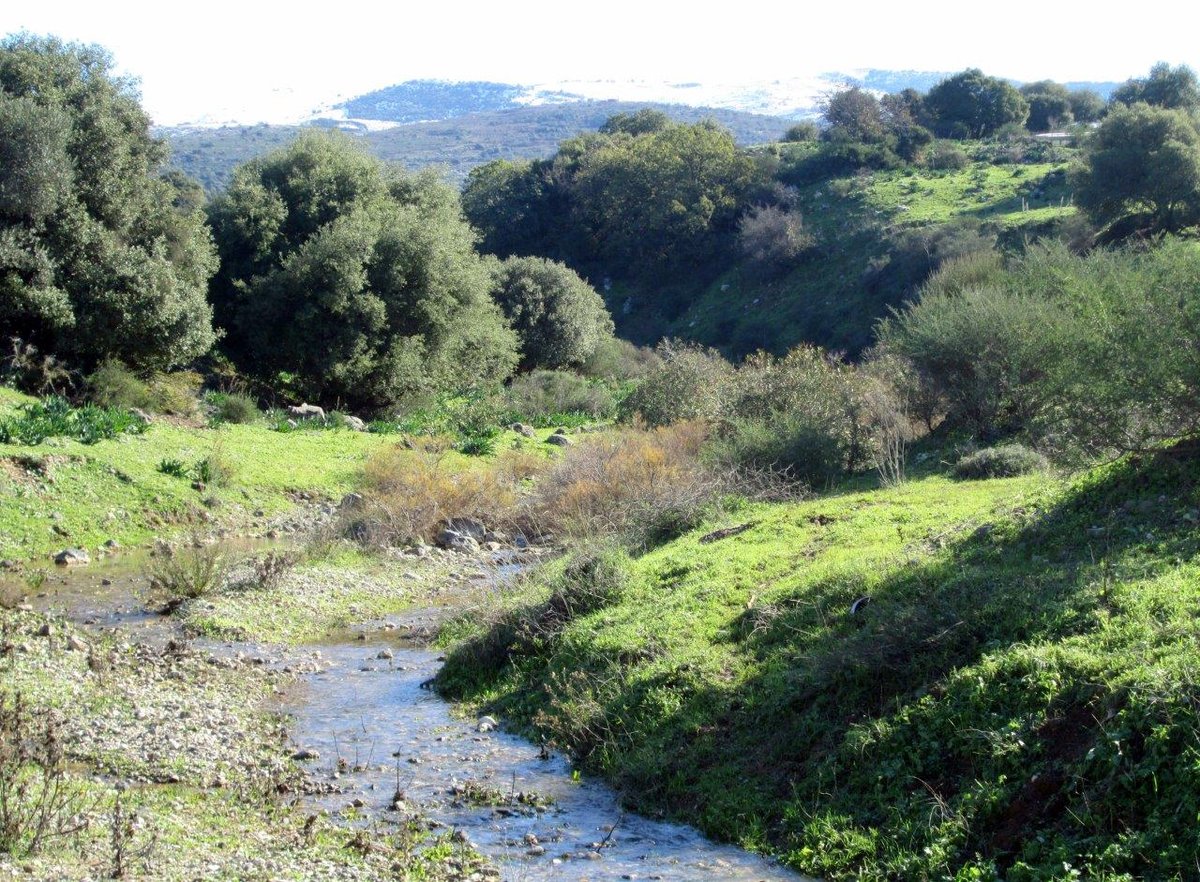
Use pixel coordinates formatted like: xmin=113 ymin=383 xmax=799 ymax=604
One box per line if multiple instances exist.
xmin=438 ymin=449 xmax=1200 ymax=877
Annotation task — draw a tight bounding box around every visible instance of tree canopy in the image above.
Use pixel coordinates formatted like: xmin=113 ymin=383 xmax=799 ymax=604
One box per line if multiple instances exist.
xmin=490 ymin=256 xmax=614 ymax=370
xmin=925 ymin=69 xmax=1029 ymax=138
xmin=208 ymin=132 xmax=518 ymax=410
xmin=1070 ymin=102 xmax=1200 ymax=237
xmin=1111 ymin=63 xmax=1200 ymax=114
xmin=0 ymin=34 xmax=217 ymax=372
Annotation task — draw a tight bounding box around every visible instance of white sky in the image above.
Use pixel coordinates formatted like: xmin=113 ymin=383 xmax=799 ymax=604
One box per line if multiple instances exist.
xmin=3 ymin=0 xmax=1197 ymax=125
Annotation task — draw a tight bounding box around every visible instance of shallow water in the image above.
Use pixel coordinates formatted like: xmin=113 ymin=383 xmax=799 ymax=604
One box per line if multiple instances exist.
xmin=284 ymin=637 xmax=808 ymax=881
xmin=8 ymin=547 xmax=811 ymax=882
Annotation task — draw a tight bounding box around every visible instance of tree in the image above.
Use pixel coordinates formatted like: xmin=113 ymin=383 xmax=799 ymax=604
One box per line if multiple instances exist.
xmin=568 ymin=119 xmax=758 ymax=277
xmin=1020 ymin=81 xmax=1074 ymax=132
xmin=1070 ymin=102 xmax=1200 ymax=237
xmin=461 ymin=158 xmax=557 ymax=258
xmin=208 ymin=132 xmax=518 ymax=409
xmin=1111 ymin=63 xmax=1200 ymax=113
xmin=925 ymin=69 xmax=1029 ymax=138
xmin=0 ymin=34 xmax=217 ymax=372
xmin=490 ymin=256 xmax=614 ymax=370
xmin=821 ymin=87 xmax=886 ymax=142
xmin=1067 ymin=89 xmax=1105 ymax=124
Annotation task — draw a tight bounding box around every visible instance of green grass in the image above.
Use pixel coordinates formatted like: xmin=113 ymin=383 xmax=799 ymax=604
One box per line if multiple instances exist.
xmin=438 ymin=451 xmax=1200 ymax=880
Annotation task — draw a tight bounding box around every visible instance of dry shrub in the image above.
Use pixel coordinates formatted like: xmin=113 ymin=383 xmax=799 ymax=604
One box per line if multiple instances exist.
xmin=530 ymin=421 xmax=719 ymax=547
xmin=354 ymin=447 xmax=520 ymax=545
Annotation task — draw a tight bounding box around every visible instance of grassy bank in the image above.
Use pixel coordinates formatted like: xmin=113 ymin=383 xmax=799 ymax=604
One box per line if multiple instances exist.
xmin=438 ymin=452 xmax=1200 ymax=880
xmin=0 ymin=387 xmax=560 ymax=568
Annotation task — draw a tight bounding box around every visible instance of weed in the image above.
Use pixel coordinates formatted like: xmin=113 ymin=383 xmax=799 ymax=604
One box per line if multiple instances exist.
xmin=0 ymin=692 xmax=92 ymax=855
xmin=148 ymin=543 xmax=230 ymax=609
xmin=157 ymin=459 xmax=188 ymax=478
xmin=0 ymin=396 xmax=147 ymax=446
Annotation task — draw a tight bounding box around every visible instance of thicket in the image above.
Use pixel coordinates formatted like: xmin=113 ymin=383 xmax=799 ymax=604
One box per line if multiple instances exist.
xmin=879 ymin=238 xmax=1200 ymax=458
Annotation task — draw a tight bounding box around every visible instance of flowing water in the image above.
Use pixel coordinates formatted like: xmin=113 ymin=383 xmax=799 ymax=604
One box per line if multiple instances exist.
xmin=7 ymin=549 xmax=811 ymax=882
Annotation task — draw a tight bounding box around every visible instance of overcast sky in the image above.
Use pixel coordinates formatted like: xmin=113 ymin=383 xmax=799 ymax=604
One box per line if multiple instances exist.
xmin=3 ymin=0 xmax=1197 ymax=125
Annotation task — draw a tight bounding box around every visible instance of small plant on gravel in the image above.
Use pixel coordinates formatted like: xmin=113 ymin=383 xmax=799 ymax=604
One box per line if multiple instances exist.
xmin=0 ymin=692 xmax=92 ymax=855
xmin=108 ymin=790 xmax=156 ymax=878
xmin=148 ymin=543 xmax=230 ymax=610
xmin=953 ymin=443 xmax=1049 ymax=479
xmin=250 ymin=550 xmax=298 ymax=590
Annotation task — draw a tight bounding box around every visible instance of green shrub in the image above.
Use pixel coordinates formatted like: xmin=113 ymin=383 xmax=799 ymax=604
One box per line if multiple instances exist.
xmin=87 ymin=360 xmax=151 ymax=410
xmin=149 ymin=543 xmax=229 ymax=608
xmin=0 ymin=395 xmax=147 ymax=445
xmin=205 ymin=392 xmax=259 ymax=425
xmin=953 ymin=443 xmax=1049 ymax=479
xmin=926 ymin=142 xmax=970 ymax=170
xmin=578 ymin=337 xmax=660 ymax=382
xmin=504 ymin=370 xmax=617 ymax=426
xmin=619 ymin=341 xmax=732 ymax=427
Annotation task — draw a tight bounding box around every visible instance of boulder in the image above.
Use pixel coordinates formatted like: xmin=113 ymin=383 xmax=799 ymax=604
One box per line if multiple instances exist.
xmin=446 ymin=517 xmax=486 ymax=541
xmin=510 ymin=422 xmax=536 ymax=438
xmin=341 ymin=414 xmax=367 ymax=432
xmin=338 ymin=492 xmax=365 ymax=511
xmin=435 ymin=529 xmax=479 ymax=554
xmin=545 ymin=433 xmax=572 ymax=447
xmin=53 ymin=547 xmax=90 ymax=566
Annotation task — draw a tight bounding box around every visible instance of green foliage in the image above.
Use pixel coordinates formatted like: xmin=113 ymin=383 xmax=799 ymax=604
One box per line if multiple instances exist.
xmin=489 ymin=256 xmax=615 ymax=370
xmin=504 ymin=370 xmax=618 ymax=425
xmin=822 ymin=87 xmax=887 ymax=143
xmin=1019 ymin=80 xmax=1074 ymax=132
xmin=737 ymin=205 xmax=816 ymax=276
xmin=783 ymin=121 xmax=819 ymax=142
xmin=709 ymin=347 xmax=876 ymax=485
xmin=1070 ymin=102 xmax=1200 ymax=237
xmin=620 ymin=341 xmax=733 ymax=427
xmin=953 ymin=443 xmax=1049 ymax=479
xmin=0 ymin=34 xmax=217 ymax=373
xmin=208 ymin=132 xmax=518 ymax=410
xmin=204 ymin=392 xmax=259 ymax=425
xmin=925 ymin=69 xmax=1029 ymax=138
xmin=157 ymin=458 xmax=188 ymax=478
xmin=0 ymin=395 xmax=147 ymax=445
xmin=1110 ymin=62 xmax=1200 ymax=113
xmin=568 ymin=119 xmax=760 ymax=278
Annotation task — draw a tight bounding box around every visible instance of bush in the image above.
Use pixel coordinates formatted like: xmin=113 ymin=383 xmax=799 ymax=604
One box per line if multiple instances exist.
xmin=87 ymin=361 xmax=201 ymax=416
xmin=953 ymin=443 xmax=1049 ymax=479
xmin=619 ymin=341 xmax=732 ymax=427
xmin=926 ymin=142 xmax=970 ymax=170
xmin=350 ymin=447 xmax=525 ymax=546
xmin=149 ymin=542 xmax=230 ymax=608
xmin=504 ymin=370 xmax=617 ymax=426
xmin=578 ymin=337 xmax=660 ymax=382
xmin=490 ymin=256 xmax=615 ymax=370
xmin=204 ymin=392 xmax=259 ymax=425
xmin=784 ymin=121 xmax=820 ymax=142
xmin=709 ymin=347 xmax=877 ymax=485
xmin=530 ymin=421 xmax=720 ymax=548
xmin=737 ymin=204 xmax=816 ymax=276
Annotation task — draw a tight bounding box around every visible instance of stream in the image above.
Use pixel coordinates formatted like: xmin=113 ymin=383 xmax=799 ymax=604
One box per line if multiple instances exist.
xmin=9 ymin=548 xmax=811 ymax=882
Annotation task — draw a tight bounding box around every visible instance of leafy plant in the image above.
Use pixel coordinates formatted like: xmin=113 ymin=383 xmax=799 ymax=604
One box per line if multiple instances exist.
xmin=157 ymin=458 xmax=188 ymax=478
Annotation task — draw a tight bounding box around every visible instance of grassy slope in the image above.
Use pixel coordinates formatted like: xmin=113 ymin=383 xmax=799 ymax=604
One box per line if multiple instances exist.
xmin=0 ymin=389 xmax=390 ymax=563
xmin=439 ymin=453 xmax=1200 ymax=880
xmin=615 ymin=153 xmax=1076 ymax=359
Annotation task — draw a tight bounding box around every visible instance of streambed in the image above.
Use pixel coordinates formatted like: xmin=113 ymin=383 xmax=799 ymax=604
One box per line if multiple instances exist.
xmin=10 ymin=548 xmax=809 ymax=882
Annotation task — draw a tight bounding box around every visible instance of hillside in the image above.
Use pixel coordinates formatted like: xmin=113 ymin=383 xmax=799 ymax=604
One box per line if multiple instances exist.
xmin=161 ymin=100 xmax=794 ymax=191
xmin=608 ymin=143 xmax=1078 ymax=358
